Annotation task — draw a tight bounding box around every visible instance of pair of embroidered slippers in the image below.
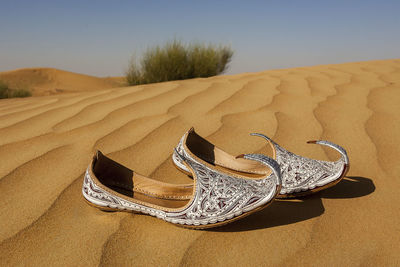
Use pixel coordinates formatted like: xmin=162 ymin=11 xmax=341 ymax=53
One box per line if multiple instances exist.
xmin=82 ymin=128 xmax=349 ymax=229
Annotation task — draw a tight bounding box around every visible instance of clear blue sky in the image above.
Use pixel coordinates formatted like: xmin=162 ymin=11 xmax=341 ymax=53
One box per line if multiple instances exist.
xmin=1 ymin=0 xmax=399 ymax=77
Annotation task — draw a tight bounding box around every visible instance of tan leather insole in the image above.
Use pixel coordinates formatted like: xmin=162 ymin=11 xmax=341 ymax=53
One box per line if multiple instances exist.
xmin=186 ymin=129 xmax=272 ymax=176
xmin=133 ymin=173 xmax=193 ymax=200
xmin=93 ymin=151 xmax=192 ymax=208
xmin=213 ymin=147 xmax=270 ymax=175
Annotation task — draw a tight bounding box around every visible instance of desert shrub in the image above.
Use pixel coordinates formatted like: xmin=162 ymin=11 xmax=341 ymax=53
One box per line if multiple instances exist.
xmin=0 ymin=81 xmax=8 ymax=98
xmin=0 ymin=81 xmax=31 ymax=99
xmin=11 ymin=89 xmax=32 ymax=98
xmin=126 ymin=40 xmax=233 ymax=85
xmin=189 ymin=43 xmax=233 ymax=77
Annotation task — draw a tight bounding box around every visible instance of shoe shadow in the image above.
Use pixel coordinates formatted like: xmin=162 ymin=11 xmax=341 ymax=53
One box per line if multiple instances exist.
xmin=319 ymin=176 xmax=375 ymax=199
xmin=210 ymin=176 xmax=375 ymax=232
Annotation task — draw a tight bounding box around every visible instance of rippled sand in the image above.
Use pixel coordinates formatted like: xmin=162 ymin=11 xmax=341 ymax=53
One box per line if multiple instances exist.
xmin=0 ymin=59 xmax=399 ymax=266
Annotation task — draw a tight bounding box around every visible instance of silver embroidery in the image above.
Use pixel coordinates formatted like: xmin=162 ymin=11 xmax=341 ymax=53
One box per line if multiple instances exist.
xmin=168 ymin=148 xmax=279 ymax=224
xmin=250 ymin=133 xmax=349 ymax=195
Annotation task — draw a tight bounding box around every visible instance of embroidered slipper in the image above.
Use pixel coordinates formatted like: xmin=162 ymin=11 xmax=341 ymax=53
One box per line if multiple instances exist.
xmin=172 ymin=128 xmax=349 ymax=198
xmin=82 ymin=145 xmax=281 ymax=229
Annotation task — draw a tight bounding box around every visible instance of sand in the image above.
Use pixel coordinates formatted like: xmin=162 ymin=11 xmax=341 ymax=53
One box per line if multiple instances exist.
xmin=0 ymin=59 xmax=399 ymax=266
xmin=0 ymin=68 xmax=125 ymax=96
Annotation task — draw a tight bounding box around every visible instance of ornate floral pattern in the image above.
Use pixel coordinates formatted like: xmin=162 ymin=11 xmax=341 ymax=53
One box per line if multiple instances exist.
xmin=250 ymin=133 xmax=348 ymax=195
xmin=167 ymin=149 xmax=279 ymax=224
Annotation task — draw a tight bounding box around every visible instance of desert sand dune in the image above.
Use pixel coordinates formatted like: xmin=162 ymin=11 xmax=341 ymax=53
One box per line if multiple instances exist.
xmin=0 ymin=59 xmax=399 ymax=266
xmin=0 ymin=68 xmax=125 ymax=96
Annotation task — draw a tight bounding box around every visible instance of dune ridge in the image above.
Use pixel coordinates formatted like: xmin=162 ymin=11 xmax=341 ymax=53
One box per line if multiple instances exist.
xmin=0 ymin=68 xmax=125 ymax=96
xmin=0 ymin=59 xmax=399 ymax=266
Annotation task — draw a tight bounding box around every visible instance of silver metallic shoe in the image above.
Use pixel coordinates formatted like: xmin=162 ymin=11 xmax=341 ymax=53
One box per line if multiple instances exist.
xmin=173 ymin=129 xmax=349 ymax=198
xmin=82 ymin=142 xmax=281 ymax=229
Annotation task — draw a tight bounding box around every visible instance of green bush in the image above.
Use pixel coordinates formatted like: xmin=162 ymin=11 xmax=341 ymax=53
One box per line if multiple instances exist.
xmin=126 ymin=40 xmax=233 ymax=85
xmin=0 ymin=81 xmax=31 ymax=99
xmin=11 ymin=89 xmax=32 ymax=98
xmin=0 ymin=81 xmax=8 ymax=99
